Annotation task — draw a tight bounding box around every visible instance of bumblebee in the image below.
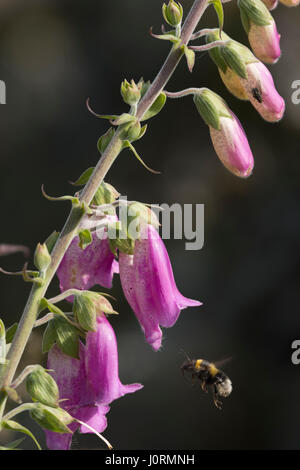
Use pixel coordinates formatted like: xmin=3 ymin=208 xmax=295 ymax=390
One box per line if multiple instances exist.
xmin=181 ymin=358 xmax=232 ymax=409
xmin=251 ymin=87 xmax=263 ymax=104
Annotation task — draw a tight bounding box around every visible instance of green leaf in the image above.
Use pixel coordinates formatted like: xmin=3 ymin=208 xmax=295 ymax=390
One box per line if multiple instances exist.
xmin=141 ymin=93 xmax=167 ymax=121
xmin=42 ymin=320 xmax=57 ymax=354
xmin=2 ymin=420 xmax=42 ymax=450
xmin=30 ymin=404 xmax=73 ymax=434
xmin=5 ymin=323 xmax=18 ymax=344
xmin=53 ymin=317 xmax=79 ymax=359
xmin=78 ymin=229 xmax=93 ymax=250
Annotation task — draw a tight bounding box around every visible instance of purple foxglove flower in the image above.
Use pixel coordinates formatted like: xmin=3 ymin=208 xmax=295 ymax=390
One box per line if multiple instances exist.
xmin=241 ymin=61 xmax=285 ymax=122
xmin=209 ymin=112 xmax=254 ymax=178
xmin=261 ymin=0 xmax=278 ymax=9
xmin=119 ymin=225 xmax=201 ymax=351
xmin=57 ymin=215 xmax=119 ymax=295
xmin=45 ymin=316 xmax=142 ymax=450
xmin=248 ymin=20 xmax=281 ymax=64
xmin=85 ymin=314 xmax=143 ymax=404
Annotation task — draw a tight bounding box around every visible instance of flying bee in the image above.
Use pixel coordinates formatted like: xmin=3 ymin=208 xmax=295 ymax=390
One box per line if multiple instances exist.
xmin=181 ymin=356 xmax=232 ymax=410
xmin=251 ymin=87 xmax=263 ymax=104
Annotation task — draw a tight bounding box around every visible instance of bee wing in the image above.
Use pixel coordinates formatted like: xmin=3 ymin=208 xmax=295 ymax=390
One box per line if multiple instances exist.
xmin=214 ymin=356 xmax=233 ymax=368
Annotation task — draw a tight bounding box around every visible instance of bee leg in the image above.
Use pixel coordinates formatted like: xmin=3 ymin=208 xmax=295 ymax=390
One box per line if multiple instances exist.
xmin=213 ymin=387 xmax=222 ymax=410
xmin=201 ymin=381 xmax=208 ymax=393
xmin=191 ymin=373 xmax=197 ymax=386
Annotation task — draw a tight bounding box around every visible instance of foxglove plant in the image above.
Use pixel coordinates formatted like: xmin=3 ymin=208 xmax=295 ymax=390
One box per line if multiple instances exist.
xmin=0 ymin=0 xmax=298 ymax=450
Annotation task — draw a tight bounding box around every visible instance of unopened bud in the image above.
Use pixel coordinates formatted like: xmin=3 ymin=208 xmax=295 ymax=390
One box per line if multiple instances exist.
xmin=121 ymin=79 xmax=141 ymax=106
xmin=34 ymin=243 xmax=51 ymax=273
xmin=238 ymin=0 xmax=281 ymax=64
xmin=162 ymin=0 xmax=183 ymax=26
xmin=279 ymin=0 xmax=300 ymax=6
xmin=261 ymin=0 xmax=278 ymax=9
xmin=194 ymin=90 xmax=254 ymax=178
xmin=26 ymin=366 xmax=59 ymax=407
xmin=30 ymin=403 xmax=73 ymax=433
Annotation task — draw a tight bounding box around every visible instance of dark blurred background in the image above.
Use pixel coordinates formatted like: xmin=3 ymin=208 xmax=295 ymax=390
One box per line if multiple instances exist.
xmin=0 ymin=0 xmax=300 ymax=450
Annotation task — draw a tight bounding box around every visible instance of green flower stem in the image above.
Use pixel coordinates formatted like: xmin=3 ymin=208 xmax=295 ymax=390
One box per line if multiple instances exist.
xmin=0 ymin=0 xmax=208 ymax=422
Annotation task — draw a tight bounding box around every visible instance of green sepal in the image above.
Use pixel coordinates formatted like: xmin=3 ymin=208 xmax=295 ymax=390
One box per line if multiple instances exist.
xmin=2 ymin=420 xmax=42 ymax=450
xmin=193 ymin=89 xmax=232 ymax=130
xmin=78 ymin=229 xmax=93 ymax=250
xmin=182 ymin=45 xmax=195 ymax=73
xmin=26 ymin=366 xmax=59 ymax=408
xmin=120 ymin=120 xmax=142 ymax=142
xmin=30 ymin=404 xmax=73 ymax=434
xmin=42 ymin=320 xmax=57 ymax=354
xmin=5 ymin=323 xmax=18 ymax=344
xmin=109 ymin=237 xmax=135 ymax=256
xmin=220 ymin=45 xmax=248 ymax=79
xmin=127 ymin=202 xmax=160 ymax=240
xmin=97 ymin=127 xmax=116 ymax=154
xmin=238 ymin=0 xmax=272 ymax=27
xmin=45 ymin=231 xmax=60 ymax=254
xmin=240 ymin=8 xmax=251 ymax=33
xmin=52 ymin=317 xmax=80 ymax=359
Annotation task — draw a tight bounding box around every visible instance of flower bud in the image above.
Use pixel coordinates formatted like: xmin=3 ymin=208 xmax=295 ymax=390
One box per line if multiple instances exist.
xmin=261 ymin=0 xmax=278 ymax=9
xmin=239 ymin=61 xmax=285 ymax=122
xmin=279 ymin=0 xmax=300 ymax=6
xmin=162 ymin=1 xmax=183 ymax=26
xmin=206 ymin=30 xmax=285 ymax=122
xmin=120 ymin=79 xmax=141 ymax=106
xmin=34 ymin=243 xmax=51 ymax=273
xmin=194 ymin=90 xmax=254 ymax=178
xmin=26 ymin=366 xmax=59 ymax=407
xmin=238 ymin=0 xmax=281 ymax=64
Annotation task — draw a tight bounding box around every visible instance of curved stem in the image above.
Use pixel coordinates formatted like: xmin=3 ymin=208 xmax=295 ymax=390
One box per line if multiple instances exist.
xmin=0 ymin=0 xmax=209 ymax=419
xmin=165 ymin=87 xmax=205 ymax=98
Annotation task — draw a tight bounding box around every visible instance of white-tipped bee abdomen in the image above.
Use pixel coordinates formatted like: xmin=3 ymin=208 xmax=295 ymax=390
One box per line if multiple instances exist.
xmin=216 ymin=378 xmax=232 ymax=397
